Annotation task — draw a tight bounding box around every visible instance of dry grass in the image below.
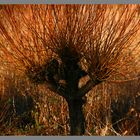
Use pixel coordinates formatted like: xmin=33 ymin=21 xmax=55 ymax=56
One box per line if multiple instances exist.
xmin=0 ymin=68 xmax=140 ymax=136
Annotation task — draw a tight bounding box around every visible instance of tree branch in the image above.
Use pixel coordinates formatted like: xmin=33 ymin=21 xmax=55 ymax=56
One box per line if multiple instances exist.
xmin=46 ymin=82 xmax=66 ymax=98
xmin=77 ymin=79 xmax=102 ymax=98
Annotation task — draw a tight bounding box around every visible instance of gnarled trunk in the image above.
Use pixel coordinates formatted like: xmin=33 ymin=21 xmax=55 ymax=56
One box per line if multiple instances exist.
xmin=66 ymin=97 xmax=86 ymax=135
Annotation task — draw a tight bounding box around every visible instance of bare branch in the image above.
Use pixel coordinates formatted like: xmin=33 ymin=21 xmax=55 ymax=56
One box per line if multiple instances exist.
xmin=0 ymin=5 xmax=139 ymax=92
xmin=77 ymin=79 xmax=102 ymax=98
xmin=46 ymin=82 xmax=66 ymax=98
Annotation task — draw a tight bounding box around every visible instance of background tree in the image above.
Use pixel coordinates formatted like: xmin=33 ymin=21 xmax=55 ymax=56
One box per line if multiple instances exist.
xmin=0 ymin=5 xmax=140 ymax=135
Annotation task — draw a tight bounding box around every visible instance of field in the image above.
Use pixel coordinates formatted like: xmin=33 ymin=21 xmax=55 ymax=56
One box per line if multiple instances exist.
xmin=0 ymin=68 xmax=140 ymax=136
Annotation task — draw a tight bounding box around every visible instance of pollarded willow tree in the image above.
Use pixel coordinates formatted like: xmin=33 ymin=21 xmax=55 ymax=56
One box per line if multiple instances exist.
xmin=0 ymin=5 xmax=140 ymax=135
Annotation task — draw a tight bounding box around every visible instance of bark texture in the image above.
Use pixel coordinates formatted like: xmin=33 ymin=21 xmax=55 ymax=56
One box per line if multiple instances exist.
xmin=67 ymin=97 xmax=86 ymax=135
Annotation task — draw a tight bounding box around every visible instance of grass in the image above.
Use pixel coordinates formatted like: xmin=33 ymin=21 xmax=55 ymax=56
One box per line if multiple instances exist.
xmin=0 ymin=68 xmax=140 ymax=136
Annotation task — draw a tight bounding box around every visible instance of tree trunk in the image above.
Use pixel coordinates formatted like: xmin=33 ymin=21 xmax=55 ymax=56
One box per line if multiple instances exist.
xmin=66 ymin=97 xmax=86 ymax=135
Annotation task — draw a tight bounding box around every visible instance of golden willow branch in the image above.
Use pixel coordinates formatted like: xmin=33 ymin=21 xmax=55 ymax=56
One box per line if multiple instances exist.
xmin=0 ymin=5 xmax=139 ymax=94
